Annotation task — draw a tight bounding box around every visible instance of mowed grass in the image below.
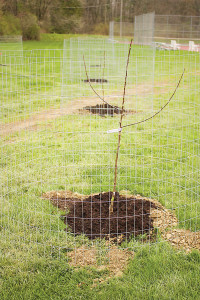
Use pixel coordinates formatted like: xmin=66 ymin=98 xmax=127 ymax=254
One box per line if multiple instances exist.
xmin=1 ymin=243 xmax=200 ymax=300
xmin=0 ymin=34 xmax=200 ymax=299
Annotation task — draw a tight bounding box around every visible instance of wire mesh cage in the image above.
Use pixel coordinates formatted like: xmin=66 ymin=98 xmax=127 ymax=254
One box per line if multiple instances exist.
xmin=1 ymin=36 xmax=200 ymax=269
xmin=0 ymin=35 xmax=23 ymax=45
xmin=134 ymin=12 xmax=155 ymax=45
xmin=154 ymin=15 xmax=200 ymax=43
xmin=109 ymin=21 xmax=134 ymax=41
xmin=0 ymin=35 xmax=23 ymax=57
xmin=109 ymin=14 xmax=200 ymax=51
xmin=0 ymin=36 xmax=24 ymax=76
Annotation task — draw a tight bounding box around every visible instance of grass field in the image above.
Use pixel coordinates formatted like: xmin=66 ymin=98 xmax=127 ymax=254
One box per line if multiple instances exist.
xmin=0 ymin=34 xmax=200 ymax=299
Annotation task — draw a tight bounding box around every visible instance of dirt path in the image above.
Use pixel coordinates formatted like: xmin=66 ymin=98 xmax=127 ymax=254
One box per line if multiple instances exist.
xmin=0 ymin=97 xmax=102 ymax=136
xmin=0 ymin=82 xmax=170 ymax=137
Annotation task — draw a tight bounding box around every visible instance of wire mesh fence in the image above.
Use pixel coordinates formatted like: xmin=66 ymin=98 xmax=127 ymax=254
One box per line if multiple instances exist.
xmin=0 ymin=37 xmax=200 ymax=267
xmin=154 ymin=15 xmax=200 ymax=43
xmin=0 ymin=35 xmax=23 ymax=55
xmin=0 ymin=36 xmax=23 ymax=72
xmin=109 ymin=14 xmax=200 ymax=48
xmin=0 ymin=35 xmax=22 ymax=44
xmin=109 ymin=21 xmax=134 ymax=41
xmin=134 ymin=12 xmax=155 ymax=45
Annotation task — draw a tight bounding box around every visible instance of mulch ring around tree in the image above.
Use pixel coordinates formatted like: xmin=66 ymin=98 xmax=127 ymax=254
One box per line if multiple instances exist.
xmin=42 ymin=191 xmax=164 ymax=241
xmin=42 ymin=190 xmax=200 ymax=252
xmin=66 ymin=192 xmax=156 ymax=240
xmin=82 ymin=103 xmax=136 ymax=116
xmin=83 ymin=78 xmax=108 ymax=83
xmin=42 ymin=190 xmax=199 ymax=281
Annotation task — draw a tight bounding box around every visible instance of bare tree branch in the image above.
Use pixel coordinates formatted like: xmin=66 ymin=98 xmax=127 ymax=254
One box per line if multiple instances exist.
xmin=83 ymin=54 xmax=120 ymax=109
xmin=109 ymin=51 xmax=184 ymax=213
xmin=102 ymin=50 xmax=106 ymax=99
xmin=122 ymin=69 xmax=185 ymax=129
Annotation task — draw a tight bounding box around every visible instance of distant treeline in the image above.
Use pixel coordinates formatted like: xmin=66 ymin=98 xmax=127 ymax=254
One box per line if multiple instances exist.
xmin=0 ymin=0 xmax=200 ymax=39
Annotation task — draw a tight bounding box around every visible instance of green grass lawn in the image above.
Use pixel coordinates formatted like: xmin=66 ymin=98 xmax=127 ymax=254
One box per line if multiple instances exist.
xmin=0 ymin=34 xmax=200 ymax=299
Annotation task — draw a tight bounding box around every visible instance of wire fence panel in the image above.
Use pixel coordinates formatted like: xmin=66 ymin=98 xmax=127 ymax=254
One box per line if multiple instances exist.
xmin=109 ymin=14 xmax=200 ymax=47
xmin=109 ymin=21 xmax=134 ymax=40
xmin=155 ymin=15 xmax=200 ymax=43
xmin=0 ymin=35 xmax=23 ymax=54
xmin=63 ymin=38 xmax=129 ymax=104
xmin=0 ymin=37 xmax=200 ymax=267
xmin=109 ymin=21 xmax=114 ymax=41
xmin=134 ymin=12 xmax=155 ymax=45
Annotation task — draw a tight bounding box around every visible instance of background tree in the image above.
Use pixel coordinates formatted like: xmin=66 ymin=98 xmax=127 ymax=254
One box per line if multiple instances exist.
xmin=0 ymin=0 xmax=200 ymax=38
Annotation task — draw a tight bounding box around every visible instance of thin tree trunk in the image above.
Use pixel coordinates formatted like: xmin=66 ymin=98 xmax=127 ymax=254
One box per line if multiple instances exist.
xmin=109 ymin=39 xmax=133 ymax=213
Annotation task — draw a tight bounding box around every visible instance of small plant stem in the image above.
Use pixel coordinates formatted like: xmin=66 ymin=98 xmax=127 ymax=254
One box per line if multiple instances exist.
xmin=109 ymin=39 xmax=133 ymax=213
xmin=102 ymin=51 xmax=105 ymax=99
xmin=83 ymin=54 xmax=117 ymax=109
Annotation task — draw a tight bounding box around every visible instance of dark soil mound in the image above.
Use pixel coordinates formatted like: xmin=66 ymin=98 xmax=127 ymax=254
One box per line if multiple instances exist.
xmin=90 ymin=65 xmax=101 ymax=67
xmin=63 ymin=192 xmax=156 ymax=240
xmin=83 ymin=103 xmax=125 ymax=116
xmin=83 ymin=78 xmax=108 ymax=83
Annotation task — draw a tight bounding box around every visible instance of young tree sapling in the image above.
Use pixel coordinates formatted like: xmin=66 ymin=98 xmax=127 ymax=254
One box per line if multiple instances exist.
xmin=83 ymin=40 xmax=185 ymax=214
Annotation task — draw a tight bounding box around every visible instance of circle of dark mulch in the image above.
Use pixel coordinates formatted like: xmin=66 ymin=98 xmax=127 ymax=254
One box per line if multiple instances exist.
xmin=83 ymin=103 xmax=134 ymax=117
xmin=83 ymin=78 xmax=108 ymax=83
xmin=90 ymin=65 xmax=101 ymax=68
xmin=62 ymin=192 xmax=157 ymax=240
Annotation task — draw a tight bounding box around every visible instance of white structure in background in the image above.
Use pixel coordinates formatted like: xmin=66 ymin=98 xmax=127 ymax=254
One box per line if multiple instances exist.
xmin=109 ymin=21 xmax=134 ymax=41
xmin=189 ymin=41 xmax=198 ymax=52
xmin=171 ymin=40 xmax=180 ymax=50
xmin=134 ymin=12 xmax=155 ymax=46
xmin=109 ymin=21 xmax=114 ymax=41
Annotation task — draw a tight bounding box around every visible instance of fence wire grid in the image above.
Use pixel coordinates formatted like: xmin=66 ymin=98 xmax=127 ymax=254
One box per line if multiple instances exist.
xmin=0 ymin=36 xmax=200 ymax=266
xmin=109 ymin=13 xmax=200 ymax=46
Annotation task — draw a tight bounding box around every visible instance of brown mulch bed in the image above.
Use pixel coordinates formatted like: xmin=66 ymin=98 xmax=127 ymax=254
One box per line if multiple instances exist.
xmin=43 ymin=190 xmax=200 ymax=252
xmin=43 ymin=191 xmax=156 ymax=240
xmin=42 ymin=190 xmax=200 ymax=281
xmin=82 ymin=103 xmax=136 ymax=116
xmin=83 ymin=78 xmax=108 ymax=83
xmin=64 ymin=192 xmax=156 ymax=240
